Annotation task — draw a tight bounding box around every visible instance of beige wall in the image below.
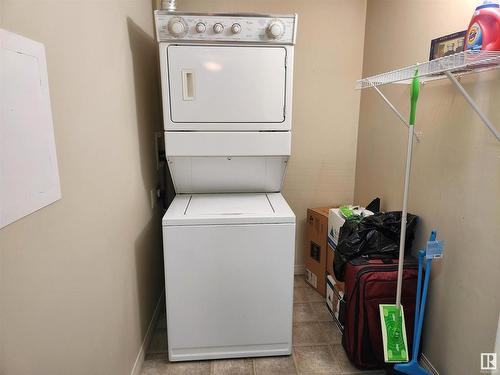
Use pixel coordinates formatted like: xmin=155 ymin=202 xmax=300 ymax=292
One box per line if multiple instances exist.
xmin=0 ymin=1 xmax=164 ymax=375
xmin=172 ymin=0 xmax=367 ymax=269
xmin=355 ymin=1 xmax=500 ymax=374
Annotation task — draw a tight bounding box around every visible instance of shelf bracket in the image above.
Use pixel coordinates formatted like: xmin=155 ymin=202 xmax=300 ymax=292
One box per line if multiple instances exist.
xmin=444 ymin=71 xmax=500 ymax=142
xmin=367 ymin=80 xmax=421 ymax=142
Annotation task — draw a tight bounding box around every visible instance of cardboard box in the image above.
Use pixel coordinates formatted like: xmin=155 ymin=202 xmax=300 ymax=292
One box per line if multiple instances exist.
xmin=327 ymin=208 xmax=345 ymax=251
xmin=326 ymin=243 xmax=345 ymax=291
xmin=326 ymin=242 xmax=335 ymax=277
xmin=304 ymin=207 xmax=331 ymax=297
xmin=326 ymin=275 xmax=345 ymax=331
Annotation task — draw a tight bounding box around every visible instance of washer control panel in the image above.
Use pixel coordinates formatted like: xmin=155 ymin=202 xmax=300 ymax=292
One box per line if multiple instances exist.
xmin=155 ymin=11 xmax=297 ymax=44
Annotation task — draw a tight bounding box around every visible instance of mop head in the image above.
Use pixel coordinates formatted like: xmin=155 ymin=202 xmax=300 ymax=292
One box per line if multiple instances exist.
xmin=379 ymin=304 xmax=409 ymax=363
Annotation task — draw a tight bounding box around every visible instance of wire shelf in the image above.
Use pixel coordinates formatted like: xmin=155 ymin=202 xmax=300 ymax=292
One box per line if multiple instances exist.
xmin=356 ymin=50 xmax=500 ymax=89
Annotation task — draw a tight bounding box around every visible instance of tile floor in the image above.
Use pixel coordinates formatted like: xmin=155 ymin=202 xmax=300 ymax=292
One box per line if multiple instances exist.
xmin=141 ymin=275 xmax=385 ymax=375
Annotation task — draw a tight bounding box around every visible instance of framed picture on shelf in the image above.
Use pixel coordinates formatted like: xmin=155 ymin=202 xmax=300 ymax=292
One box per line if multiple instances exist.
xmin=429 ymin=31 xmax=466 ymax=60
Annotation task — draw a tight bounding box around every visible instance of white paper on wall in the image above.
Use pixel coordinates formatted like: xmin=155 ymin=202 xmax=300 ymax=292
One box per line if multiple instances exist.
xmin=0 ymin=29 xmax=61 ymax=229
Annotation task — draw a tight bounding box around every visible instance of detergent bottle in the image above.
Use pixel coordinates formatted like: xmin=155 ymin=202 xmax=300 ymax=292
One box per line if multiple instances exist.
xmin=465 ymin=0 xmax=500 ymax=51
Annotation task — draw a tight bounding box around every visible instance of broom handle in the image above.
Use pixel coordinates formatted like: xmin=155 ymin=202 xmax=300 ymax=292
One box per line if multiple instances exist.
xmin=396 ymin=124 xmax=414 ymax=308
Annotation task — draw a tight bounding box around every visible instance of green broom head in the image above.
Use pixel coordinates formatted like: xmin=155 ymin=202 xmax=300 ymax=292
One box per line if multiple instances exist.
xmin=380 ymin=304 xmax=409 ymax=363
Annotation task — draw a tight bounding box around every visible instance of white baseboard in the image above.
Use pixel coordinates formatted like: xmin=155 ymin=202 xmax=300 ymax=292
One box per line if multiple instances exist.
xmin=421 ymin=353 xmax=440 ymax=375
xmin=130 ymin=290 xmax=165 ymax=375
xmin=294 ymin=265 xmax=305 ymax=275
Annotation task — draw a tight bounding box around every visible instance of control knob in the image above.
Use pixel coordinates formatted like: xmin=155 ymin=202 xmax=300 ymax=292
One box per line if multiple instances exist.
xmin=266 ymin=20 xmax=285 ymax=39
xmin=213 ymin=23 xmax=224 ymax=34
xmin=195 ymin=22 xmax=206 ymax=33
xmin=231 ymin=23 xmax=242 ymax=34
xmin=168 ymin=17 xmax=187 ymax=37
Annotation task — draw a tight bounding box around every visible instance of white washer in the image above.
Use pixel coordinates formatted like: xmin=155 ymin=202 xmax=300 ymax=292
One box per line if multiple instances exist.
xmin=163 ymin=193 xmax=295 ymax=361
xmin=155 ymin=11 xmax=298 ymax=362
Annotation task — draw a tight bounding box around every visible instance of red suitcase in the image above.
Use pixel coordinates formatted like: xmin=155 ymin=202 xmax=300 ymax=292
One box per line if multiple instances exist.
xmin=341 ymin=257 xmax=418 ymax=369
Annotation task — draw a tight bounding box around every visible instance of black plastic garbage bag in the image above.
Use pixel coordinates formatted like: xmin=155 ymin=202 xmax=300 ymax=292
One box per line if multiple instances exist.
xmin=333 ymin=211 xmax=418 ymax=281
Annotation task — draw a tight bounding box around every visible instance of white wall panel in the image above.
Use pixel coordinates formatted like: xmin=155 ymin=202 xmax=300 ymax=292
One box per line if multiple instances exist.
xmin=0 ymin=29 xmax=61 ymax=229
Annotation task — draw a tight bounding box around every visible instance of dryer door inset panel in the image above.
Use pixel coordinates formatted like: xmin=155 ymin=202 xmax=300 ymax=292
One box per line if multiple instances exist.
xmin=167 ymin=45 xmax=286 ymax=124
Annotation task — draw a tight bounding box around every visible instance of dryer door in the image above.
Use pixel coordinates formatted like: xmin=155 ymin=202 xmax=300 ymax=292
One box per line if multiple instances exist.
xmin=166 ymin=45 xmax=287 ymax=128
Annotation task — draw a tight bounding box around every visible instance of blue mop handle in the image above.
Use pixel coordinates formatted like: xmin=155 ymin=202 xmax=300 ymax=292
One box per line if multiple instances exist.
xmin=412 ymin=230 xmax=436 ymax=359
xmin=412 ymin=250 xmax=425 ymax=355
xmin=412 ymin=258 xmax=431 ymax=359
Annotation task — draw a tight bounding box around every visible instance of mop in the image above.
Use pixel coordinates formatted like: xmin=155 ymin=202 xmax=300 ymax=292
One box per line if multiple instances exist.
xmin=394 ymin=230 xmax=443 ymax=375
xmin=379 ymin=69 xmax=420 ymax=363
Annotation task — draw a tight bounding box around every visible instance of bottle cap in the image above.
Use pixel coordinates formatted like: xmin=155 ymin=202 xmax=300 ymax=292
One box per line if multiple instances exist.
xmin=477 ymin=0 xmax=500 ymax=9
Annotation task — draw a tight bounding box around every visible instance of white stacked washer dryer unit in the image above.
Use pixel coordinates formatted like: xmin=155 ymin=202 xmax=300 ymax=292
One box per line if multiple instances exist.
xmin=155 ymin=11 xmax=298 ymax=362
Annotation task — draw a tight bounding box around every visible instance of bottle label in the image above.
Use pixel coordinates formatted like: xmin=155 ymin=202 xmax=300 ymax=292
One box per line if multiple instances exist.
xmin=466 ymin=22 xmax=483 ymax=50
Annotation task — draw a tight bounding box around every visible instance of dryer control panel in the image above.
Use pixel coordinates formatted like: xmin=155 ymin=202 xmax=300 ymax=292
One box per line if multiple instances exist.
xmin=155 ymin=11 xmax=297 ymax=45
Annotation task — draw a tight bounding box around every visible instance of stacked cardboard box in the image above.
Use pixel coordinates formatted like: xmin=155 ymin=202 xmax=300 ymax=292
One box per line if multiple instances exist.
xmin=325 ymin=206 xmax=373 ymax=329
xmin=304 ymin=207 xmax=332 ymax=297
xmin=326 ymin=275 xmax=344 ymax=330
xmin=326 ymin=242 xmax=345 ymax=289
xmin=325 ymin=210 xmax=345 ymax=328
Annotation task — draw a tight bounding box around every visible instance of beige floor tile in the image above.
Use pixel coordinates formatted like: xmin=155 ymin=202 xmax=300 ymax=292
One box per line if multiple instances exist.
xmin=329 ymin=345 xmax=387 ymax=374
xmin=310 ymin=302 xmax=333 ymax=321
xmin=212 ymin=358 xmax=254 ymax=375
xmin=294 ymin=287 xmax=325 ymax=303
xmin=318 ymin=321 xmax=342 ymax=344
xmin=166 ymin=361 xmax=211 ymax=375
xmin=293 ymin=303 xmax=317 ymax=322
xmin=254 ymin=355 xmax=297 ymax=375
xmin=294 ymin=275 xmax=308 ymax=288
xmin=305 ymin=288 xmax=325 ymax=302
xmin=149 ymin=330 xmax=168 ymax=354
xmin=141 ymin=358 xmax=169 ymax=375
xmin=329 ymin=344 xmax=364 ymax=374
xmin=293 ymin=287 xmax=306 ymax=303
xmin=293 ymin=322 xmax=329 ymax=346
xmin=293 ymin=345 xmax=341 ymax=374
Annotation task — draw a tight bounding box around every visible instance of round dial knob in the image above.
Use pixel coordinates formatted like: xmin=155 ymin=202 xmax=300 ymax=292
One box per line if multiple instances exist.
xmin=231 ymin=23 xmax=242 ymax=34
xmin=195 ymin=22 xmax=206 ymax=33
xmin=267 ymin=21 xmax=284 ymax=39
xmin=168 ymin=17 xmax=187 ymax=37
xmin=213 ymin=23 xmax=224 ymax=34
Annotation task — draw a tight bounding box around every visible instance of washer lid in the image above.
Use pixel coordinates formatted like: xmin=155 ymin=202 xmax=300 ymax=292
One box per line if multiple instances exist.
xmin=163 ymin=193 xmax=295 ymax=226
